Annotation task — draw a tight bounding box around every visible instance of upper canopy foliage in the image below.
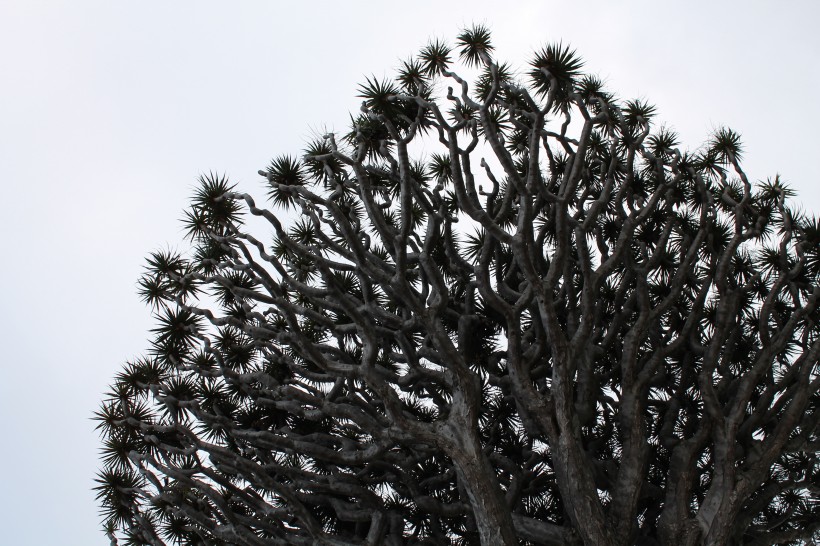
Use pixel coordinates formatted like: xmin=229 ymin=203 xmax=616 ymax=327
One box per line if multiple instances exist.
xmin=97 ymin=26 xmax=819 ymax=546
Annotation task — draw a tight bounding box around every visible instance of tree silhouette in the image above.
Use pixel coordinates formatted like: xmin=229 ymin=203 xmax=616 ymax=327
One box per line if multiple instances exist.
xmin=96 ymin=26 xmax=819 ymax=546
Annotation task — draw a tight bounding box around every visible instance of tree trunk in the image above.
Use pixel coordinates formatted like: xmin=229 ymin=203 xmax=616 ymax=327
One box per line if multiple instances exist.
xmin=444 ymin=420 xmax=519 ymax=545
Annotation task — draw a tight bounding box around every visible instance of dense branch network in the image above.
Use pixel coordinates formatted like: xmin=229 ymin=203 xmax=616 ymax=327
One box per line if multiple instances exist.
xmin=96 ymin=27 xmax=820 ymax=546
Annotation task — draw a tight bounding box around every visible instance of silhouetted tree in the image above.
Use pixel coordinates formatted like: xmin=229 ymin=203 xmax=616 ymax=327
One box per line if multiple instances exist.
xmin=96 ymin=26 xmax=820 ymax=546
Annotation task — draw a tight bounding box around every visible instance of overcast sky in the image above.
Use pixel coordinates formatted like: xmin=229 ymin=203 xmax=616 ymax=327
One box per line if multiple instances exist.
xmin=0 ymin=1 xmax=817 ymax=544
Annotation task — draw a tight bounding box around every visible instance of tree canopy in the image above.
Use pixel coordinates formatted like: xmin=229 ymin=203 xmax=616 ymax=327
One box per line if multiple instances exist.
xmin=96 ymin=26 xmax=820 ymax=546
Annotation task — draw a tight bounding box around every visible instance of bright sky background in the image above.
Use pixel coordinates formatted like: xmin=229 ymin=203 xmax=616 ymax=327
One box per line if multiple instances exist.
xmin=0 ymin=1 xmax=817 ymax=544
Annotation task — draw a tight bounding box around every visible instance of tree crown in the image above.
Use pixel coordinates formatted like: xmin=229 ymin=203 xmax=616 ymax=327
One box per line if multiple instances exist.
xmin=96 ymin=26 xmax=820 ymax=546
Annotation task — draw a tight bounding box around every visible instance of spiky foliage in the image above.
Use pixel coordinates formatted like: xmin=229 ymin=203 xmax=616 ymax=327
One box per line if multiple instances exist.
xmin=418 ymin=38 xmax=453 ymax=76
xmin=455 ymin=24 xmax=494 ymax=67
xmin=97 ymin=26 xmax=819 ymax=546
xmin=529 ymin=42 xmax=584 ymax=109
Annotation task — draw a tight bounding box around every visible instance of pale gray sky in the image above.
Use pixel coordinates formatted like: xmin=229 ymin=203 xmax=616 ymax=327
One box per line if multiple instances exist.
xmin=0 ymin=1 xmax=817 ymax=544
